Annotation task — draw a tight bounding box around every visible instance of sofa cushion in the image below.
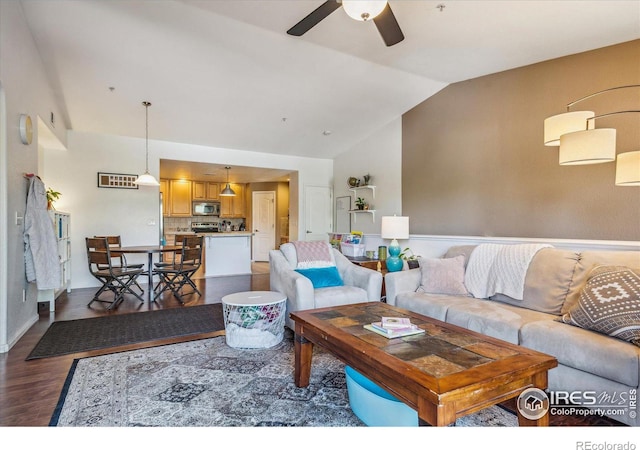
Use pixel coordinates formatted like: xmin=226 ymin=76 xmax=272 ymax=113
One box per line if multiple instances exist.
xmin=395 ymin=292 xmax=478 ymax=322
xmin=490 ymin=248 xmax=580 ymax=315
xmin=445 ymin=300 xmax=555 ymax=344
xmin=416 ymin=255 xmax=470 ymax=296
xmin=559 ymin=265 xmax=640 ymax=347
xmin=313 ymin=285 xmax=368 ymax=308
xmin=295 ymin=266 xmax=344 ymax=289
xmin=444 ymin=245 xmax=477 ymax=268
xmin=562 ymin=250 xmax=640 ymax=314
xmin=521 ymin=320 xmax=639 ymax=387
xmin=280 ymin=241 xmax=337 ymax=269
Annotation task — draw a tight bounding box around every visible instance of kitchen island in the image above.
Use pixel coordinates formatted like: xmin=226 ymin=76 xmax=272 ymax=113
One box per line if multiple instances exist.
xmin=199 ymin=232 xmax=253 ymax=277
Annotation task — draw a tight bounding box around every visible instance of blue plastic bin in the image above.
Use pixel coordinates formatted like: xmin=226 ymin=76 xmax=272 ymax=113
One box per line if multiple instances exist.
xmin=345 ymin=366 xmax=418 ymax=427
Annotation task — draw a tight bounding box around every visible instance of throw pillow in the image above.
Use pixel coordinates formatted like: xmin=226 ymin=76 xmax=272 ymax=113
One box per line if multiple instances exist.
xmin=416 ymin=255 xmax=470 ymax=296
xmin=295 ymin=266 xmax=344 ymax=289
xmin=559 ymin=265 xmax=640 ymax=347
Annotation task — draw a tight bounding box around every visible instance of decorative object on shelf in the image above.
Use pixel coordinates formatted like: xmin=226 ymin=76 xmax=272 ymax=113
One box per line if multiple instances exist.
xmin=543 ymin=85 xmax=640 ymax=185
xmin=97 ymin=172 xmax=139 ymax=189
xmin=19 ymin=114 xmax=33 ymax=145
xmin=220 ymin=166 xmax=236 ymax=196
xmin=348 ymin=177 xmax=361 ymax=187
xmin=378 ymin=246 xmax=387 ymax=261
xmin=380 ymin=215 xmax=409 ymax=272
xmin=363 ymin=174 xmax=371 ymax=185
xmin=399 ymin=247 xmax=420 ymax=269
xmin=355 ymin=197 xmax=367 ymax=210
xmin=134 ymin=101 xmax=160 ymax=186
xmin=46 ymin=187 xmax=61 ymax=210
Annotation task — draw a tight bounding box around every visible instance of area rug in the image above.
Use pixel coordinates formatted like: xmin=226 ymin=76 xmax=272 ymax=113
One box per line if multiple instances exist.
xmin=27 ymin=304 xmax=225 ymax=360
xmin=50 ymin=330 xmax=517 ymax=427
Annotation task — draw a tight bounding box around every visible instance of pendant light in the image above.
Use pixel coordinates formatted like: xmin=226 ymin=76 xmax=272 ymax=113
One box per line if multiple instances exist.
xmin=134 ymin=101 xmax=160 ymax=186
xmin=220 ymin=166 xmax=236 ymax=196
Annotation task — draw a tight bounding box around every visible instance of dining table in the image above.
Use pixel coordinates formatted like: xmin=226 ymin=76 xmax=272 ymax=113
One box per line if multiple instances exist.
xmin=117 ymin=244 xmax=180 ymax=302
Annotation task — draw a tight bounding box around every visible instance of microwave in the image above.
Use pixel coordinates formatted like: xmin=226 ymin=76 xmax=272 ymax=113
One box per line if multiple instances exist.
xmin=192 ymin=201 xmax=220 ymax=216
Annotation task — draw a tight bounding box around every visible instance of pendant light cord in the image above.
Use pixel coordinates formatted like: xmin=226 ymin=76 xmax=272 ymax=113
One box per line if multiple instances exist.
xmin=143 ymin=101 xmax=151 ymax=173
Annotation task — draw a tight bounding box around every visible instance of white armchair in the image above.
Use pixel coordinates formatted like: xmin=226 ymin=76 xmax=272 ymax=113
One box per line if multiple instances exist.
xmin=269 ymin=242 xmax=383 ymax=329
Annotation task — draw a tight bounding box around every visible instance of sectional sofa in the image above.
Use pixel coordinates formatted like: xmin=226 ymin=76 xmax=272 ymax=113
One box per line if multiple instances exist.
xmin=385 ymin=244 xmax=640 ymax=426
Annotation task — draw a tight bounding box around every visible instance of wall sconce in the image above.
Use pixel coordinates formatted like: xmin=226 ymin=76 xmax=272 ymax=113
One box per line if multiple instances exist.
xmin=543 ymin=85 xmax=640 ymax=185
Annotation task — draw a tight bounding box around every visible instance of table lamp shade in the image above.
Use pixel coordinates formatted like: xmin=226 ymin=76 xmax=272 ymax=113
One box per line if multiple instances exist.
xmin=381 ymin=216 xmax=409 ymax=240
xmin=381 ymin=216 xmax=409 ymax=272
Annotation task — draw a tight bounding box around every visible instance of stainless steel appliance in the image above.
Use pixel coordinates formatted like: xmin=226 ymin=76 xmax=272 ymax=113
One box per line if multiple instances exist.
xmin=191 ymin=222 xmax=220 ymax=233
xmin=192 ymin=201 xmax=220 ymax=216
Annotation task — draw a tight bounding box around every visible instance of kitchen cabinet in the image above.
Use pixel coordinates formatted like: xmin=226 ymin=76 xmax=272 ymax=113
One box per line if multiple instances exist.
xmin=220 ymin=183 xmax=246 ymax=218
xmin=192 ymin=181 xmax=219 ymax=201
xmin=168 ymin=179 xmax=192 ymax=217
xmin=160 ymin=179 xmax=169 ymax=216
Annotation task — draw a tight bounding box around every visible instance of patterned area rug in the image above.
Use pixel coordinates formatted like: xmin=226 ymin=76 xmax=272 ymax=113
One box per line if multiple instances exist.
xmin=51 ymin=330 xmax=517 ymax=427
xmin=27 ymin=304 xmax=225 ymax=360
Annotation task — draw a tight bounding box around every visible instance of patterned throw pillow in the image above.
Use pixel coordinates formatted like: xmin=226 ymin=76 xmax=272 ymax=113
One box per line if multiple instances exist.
xmin=416 ymin=255 xmax=470 ymax=296
xmin=560 ymin=265 xmax=640 ymax=347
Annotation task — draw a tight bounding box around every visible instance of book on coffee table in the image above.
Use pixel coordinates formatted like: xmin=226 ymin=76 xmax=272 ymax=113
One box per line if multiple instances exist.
xmin=365 ymin=322 xmax=425 ymax=339
xmin=381 ymin=317 xmax=413 ymax=329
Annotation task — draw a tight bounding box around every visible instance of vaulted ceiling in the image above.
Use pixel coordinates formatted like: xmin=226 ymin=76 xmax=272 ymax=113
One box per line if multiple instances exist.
xmin=21 ymin=0 xmax=640 ymax=161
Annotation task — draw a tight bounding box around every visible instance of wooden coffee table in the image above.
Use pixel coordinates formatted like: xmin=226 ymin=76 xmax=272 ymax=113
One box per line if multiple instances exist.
xmin=290 ymin=302 xmax=557 ymax=426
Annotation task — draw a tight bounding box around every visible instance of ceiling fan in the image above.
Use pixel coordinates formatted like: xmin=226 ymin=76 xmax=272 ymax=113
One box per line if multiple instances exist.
xmin=287 ymin=0 xmax=404 ymax=47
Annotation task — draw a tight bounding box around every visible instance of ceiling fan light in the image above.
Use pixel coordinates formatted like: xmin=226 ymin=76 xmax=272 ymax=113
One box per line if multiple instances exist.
xmin=342 ymin=0 xmax=387 ymax=21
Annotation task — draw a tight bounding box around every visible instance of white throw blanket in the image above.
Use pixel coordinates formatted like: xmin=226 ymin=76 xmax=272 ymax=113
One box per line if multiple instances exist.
xmin=464 ymin=243 xmax=552 ymax=300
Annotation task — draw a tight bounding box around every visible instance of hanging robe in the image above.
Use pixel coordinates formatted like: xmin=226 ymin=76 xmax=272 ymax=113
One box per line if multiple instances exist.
xmin=24 ymin=176 xmax=62 ymax=289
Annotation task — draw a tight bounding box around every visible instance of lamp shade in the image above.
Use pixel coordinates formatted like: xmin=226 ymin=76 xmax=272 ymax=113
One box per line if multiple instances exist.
xmin=220 ymin=183 xmax=236 ymax=196
xmin=381 ymin=216 xmax=409 ymax=239
xmin=544 ymin=111 xmax=595 ymax=146
xmin=615 ymin=151 xmax=640 ymax=186
xmin=342 ymin=0 xmax=387 ymax=21
xmin=559 ymin=128 xmax=616 ymax=165
xmin=134 ymin=171 xmax=160 ymax=186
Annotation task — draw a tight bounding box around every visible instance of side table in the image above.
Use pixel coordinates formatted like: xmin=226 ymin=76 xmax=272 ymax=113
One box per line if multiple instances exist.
xmin=346 ymin=257 xmax=388 ymax=302
xmin=221 ymin=291 xmax=287 ymax=348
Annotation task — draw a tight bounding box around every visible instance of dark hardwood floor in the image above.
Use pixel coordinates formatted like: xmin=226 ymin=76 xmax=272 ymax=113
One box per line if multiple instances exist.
xmin=0 ymin=268 xmax=270 ymax=427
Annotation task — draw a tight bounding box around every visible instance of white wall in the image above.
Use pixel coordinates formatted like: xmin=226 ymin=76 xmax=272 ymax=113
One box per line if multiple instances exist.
xmin=333 ymin=117 xmax=402 ymax=237
xmin=44 ymin=130 xmax=333 ymax=289
xmin=0 ymin=1 xmax=68 ymax=352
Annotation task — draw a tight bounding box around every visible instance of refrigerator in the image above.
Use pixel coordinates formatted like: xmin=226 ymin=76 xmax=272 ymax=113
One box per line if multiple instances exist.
xmin=159 ymin=192 xmax=165 ymax=245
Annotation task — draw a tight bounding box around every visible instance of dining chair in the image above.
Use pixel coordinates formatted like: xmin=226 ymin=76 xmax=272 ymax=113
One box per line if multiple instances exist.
xmin=85 ymin=237 xmax=145 ymax=310
xmin=152 ymin=235 xmax=203 ymax=304
xmin=94 ymin=235 xmax=145 ymax=292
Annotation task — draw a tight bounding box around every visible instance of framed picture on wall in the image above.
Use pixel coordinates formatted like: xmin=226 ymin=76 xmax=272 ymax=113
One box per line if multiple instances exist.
xmin=97 ymin=172 xmax=139 ymax=189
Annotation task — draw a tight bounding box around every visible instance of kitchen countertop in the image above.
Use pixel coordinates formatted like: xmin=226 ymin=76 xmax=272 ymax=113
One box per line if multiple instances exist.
xmin=197 ymin=231 xmax=253 ymax=237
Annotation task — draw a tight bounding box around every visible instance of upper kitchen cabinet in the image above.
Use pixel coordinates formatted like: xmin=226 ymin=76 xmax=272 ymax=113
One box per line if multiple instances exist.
xmin=168 ymin=179 xmax=192 ymax=217
xmin=220 ymin=183 xmax=246 ymax=218
xmin=192 ymin=181 xmax=219 ymax=201
xmin=160 ymin=179 xmax=169 ymax=216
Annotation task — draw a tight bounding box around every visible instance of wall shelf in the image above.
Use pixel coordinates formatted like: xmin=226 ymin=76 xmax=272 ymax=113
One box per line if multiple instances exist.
xmin=349 ymin=209 xmax=375 ymax=222
xmin=348 ymin=185 xmax=376 ymax=199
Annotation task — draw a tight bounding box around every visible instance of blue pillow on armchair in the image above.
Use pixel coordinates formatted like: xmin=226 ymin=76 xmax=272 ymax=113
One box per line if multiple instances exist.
xmin=295 ymin=266 xmax=344 ymax=288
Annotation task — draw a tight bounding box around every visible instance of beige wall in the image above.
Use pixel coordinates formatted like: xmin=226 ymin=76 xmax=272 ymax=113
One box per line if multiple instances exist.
xmin=402 ymin=40 xmax=640 ymax=241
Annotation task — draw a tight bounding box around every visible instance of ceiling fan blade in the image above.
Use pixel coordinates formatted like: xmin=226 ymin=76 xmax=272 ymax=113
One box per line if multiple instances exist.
xmin=373 ymin=3 xmax=404 ymax=47
xmin=287 ymin=1 xmax=342 ymax=36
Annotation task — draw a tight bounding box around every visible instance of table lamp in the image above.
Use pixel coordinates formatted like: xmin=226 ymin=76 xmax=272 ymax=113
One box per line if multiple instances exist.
xmin=380 ymin=216 xmax=409 ymax=272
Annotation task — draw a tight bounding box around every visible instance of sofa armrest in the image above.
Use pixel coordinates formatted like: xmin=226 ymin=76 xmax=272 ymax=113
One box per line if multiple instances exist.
xmin=334 ymin=250 xmax=383 ymax=301
xmin=385 ymin=268 xmax=421 ymax=305
xmin=269 ymin=250 xmax=315 ymax=312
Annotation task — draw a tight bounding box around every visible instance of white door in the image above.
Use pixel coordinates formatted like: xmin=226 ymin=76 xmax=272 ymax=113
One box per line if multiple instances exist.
xmin=304 ymin=185 xmax=332 ymax=241
xmin=252 ymin=191 xmax=275 ymax=261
